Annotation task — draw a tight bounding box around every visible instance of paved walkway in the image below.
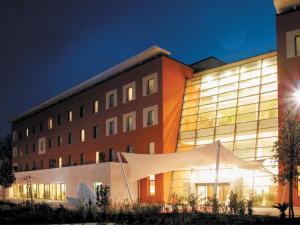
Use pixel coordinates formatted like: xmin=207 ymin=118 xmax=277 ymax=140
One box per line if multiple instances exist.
xmin=253 ymin=207 xmax=300 ymax=217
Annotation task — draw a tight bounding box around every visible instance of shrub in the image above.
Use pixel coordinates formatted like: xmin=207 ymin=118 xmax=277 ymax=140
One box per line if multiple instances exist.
xmin=272 ymin=202 xmax=289 ymax=220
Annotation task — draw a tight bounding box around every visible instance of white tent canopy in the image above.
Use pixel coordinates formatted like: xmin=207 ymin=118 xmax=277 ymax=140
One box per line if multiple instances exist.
xmin=121 ymin=142 xmax=262 ymax=183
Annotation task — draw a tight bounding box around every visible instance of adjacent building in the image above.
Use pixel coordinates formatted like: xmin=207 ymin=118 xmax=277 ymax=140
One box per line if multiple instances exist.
xmin=7 ymin=1 xmax=300 ymax=206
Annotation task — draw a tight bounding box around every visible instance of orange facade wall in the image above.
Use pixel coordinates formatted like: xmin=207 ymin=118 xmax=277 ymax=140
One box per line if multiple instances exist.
xmin=277 ymin=9 xmax=300 ymax=206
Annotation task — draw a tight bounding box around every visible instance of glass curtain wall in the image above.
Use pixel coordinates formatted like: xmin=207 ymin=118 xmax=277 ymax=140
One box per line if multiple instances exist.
xmin=171 ymin=54 xmax=278 ymax=206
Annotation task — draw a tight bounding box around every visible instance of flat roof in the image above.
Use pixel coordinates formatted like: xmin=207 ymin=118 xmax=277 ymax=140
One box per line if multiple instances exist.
xmin=12 ymin=45 xmax=170 ymax=123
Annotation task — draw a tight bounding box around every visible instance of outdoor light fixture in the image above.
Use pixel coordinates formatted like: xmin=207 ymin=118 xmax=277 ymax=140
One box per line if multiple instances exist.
xmin=294 ymin=90 xmax=300 ymax=104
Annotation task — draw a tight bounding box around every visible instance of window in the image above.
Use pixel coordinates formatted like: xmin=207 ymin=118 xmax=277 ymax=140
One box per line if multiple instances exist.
xmin=68 ymin=155 xmax=73 ymax=166
xmin=106 ymin=89 xmax=117 ymax=109
xmin=48 ymin=118 xmax=53 ymax=129
xmin=58 ymin=157 xmax=62 ymax=168
xmin=40 ymin=160 xmax=44 ymax=169
xmin=93 ymin=100 xmax=99 ymax=113
xmin=68 ymin=132 xmax=72 ymax=144
xmin=109 ymin=148 xmax=115 ymax=162
xmin=32 ymin=125 xmax=35 ymax=135
xmin=19 ymin=131 xmax=22 ymax=140
xmin=57 ymin=115 xmax=62 ymax=125
xmin=149 ymin=175 xmax=155 ymax=196
xmin=80 ymin=129 xmax=85 ymax=142
xmin=93 ymin=126 xmax=99 ymax=138
xmin=25 ymin=145 xmax=29 ymax=154
xmin=148 ymin=142 xmax=155 ymax=154
xmin=68 ymin=111 xmax=73 ymax=122
xmin=49 ymin=159 xmax=56 ymax=168
xmin=80 ymin=106 xmax=85 ymax=117
xmin=296 ymin=36 xmax=300 ymax=56
xmin=123 ymin=112 xmax=136 ymax=132
xmin=48 ymin=139 xmax=52 ymax=149
xmin=123 ymin=82 xmax=136 ymax=103
xmin=12 ymin=146 xmax=18 ymax=158
xmin=32 ymin=143 xmax=35 ymax=152
xmin=126 ymin=145 xmax=133 ymax=153
xmin=80 ymin=153 xmax=85 ymax=165
xmin=143 ymin=73 xmax=158 ymax=96
xmin=106 ymin=117 xmax=117 ymax=136
xmin=96 ymin=151 xmax=100 ymax=163
xmin=12 ymin=131 xmax=17 ymax=142
xmin=58 ymin=136 xmax=62 ymax=147
xmin=40 ymin=122 xmax=43 ymax=132
xmin=38 ymin=137 xmax=46 ymax=155
xmin=143 ymin=105 xmax=158 ymax=127
xmin=26 ymin=128 xmax=29 ymax=137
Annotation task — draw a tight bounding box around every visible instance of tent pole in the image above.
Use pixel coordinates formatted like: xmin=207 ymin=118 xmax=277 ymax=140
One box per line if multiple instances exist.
xmin=117 ymin=152 xmax=134 ymax=205
xmin=213 ymin=140 xmax=221 ymax=200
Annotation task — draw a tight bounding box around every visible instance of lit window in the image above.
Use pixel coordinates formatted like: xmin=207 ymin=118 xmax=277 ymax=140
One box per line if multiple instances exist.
xmin=148 ymin=142 xmax=155 ymax=154
xmin=106 ymin=117 xmax=117 ymax=136
xmin=123 ymin=82 xmax=136 ymax=103
xmin=123 ymin=112 xmax=136 ymax=132
xmin=68 ymin=111 xmax=73 ymax=122
xmin=109 ymin=148 xmax=115 ymax=162
xmin=106 ymin=89 xmax=117 ymax=109
xmin=296 ymin=36 xmax=300 ymax=56
xmin=58 ymin=136 xmax=62 ymax=147
xmin=93 ymin=181 xmax=102 ymax=190
xmin=58 ymin=157 xmax=62 ymax=168
xmin=80 ymin=106 xmax=85 ymax=117
xmin=143 ymin=105 xmax=158 ymax=127
xmin=96 ymin=151 xmax=100 ymax=163
xmin=26 ymin=128 xmax=29 ymax=137
xmin=80 ymin=129 xmax=85 ymax=142
xmin=143 ymin=73 xmax=158 ymax=96
xmin=48 ymin=118 xmax=53 ymax=129
xmin=93 ymin=126 xmax=99 ymax=138
xmin=149 ymin=174 xmax=155 ymax=196
xmin=93 ymin=100 xmax=99 ymax=113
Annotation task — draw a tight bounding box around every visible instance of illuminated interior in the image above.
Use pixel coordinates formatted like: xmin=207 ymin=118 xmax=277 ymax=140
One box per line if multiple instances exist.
xmin=171 ymin=55 xmax=278 ymax=206
xmin=12 ymin=183 xmax=66 ymax=201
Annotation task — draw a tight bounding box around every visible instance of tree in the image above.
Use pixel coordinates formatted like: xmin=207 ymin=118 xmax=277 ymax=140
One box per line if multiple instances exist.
xmin=273 ymin=109 xmax=300 ymax=219
xmin=0 ymin=134 xmax=16 ymax=199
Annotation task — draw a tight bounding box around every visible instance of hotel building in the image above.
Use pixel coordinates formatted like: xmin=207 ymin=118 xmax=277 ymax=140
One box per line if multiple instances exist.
xmin=7 ymin=1 xmax=300 ymax=206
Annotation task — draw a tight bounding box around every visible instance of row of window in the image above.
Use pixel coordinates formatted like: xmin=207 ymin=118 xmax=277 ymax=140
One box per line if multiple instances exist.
xmin=14 ymin=142 xmax=155 ymax=172
xmin=12 ymin=73 xmax=158 ymax=142
xmin=12 ymin=106 xmax=158 ymax=157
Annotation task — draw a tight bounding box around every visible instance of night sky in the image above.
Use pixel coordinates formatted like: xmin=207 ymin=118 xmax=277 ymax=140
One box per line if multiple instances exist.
xmin=0 ymin=0 xmax=276 ymax=137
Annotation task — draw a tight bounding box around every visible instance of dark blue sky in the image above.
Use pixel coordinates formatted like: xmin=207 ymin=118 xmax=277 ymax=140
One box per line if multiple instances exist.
xmin=0 ymin=0 xmax=276 ymax=136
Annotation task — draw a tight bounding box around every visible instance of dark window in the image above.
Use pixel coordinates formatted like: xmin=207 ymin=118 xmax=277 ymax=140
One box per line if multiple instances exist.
xmin=296 ymin=36 xmax=300 ymax=56
xmin=68 ymin=155 xmax=73 ymax=166
xmin=126 ymin=115 xmax=133 ymax=131
xmin=93 ymin=126 xmax=99 ymax=138
xmin=25 ymin=145 xmax=29 ymax=154
xmin=126 ymin=145 xmax=133 ymax=153
xmin=146 ymin=78 xmax=155 ymax=95
xmin=109 ymin=94 xmax=114 ymax=108
xmin=19 ymin=131 xmax=22 ymax=140
xmin=147 ymin=110 xmax=154 ymax=126
xmin=32 ymin=125 xmax=36 ymax=134
xmin=41 ymin=160 xmax=44 ymax=169
xmin=32 ymin=161 xmax=36 ymax=170
xmin=40 ymin=122 xmax=43 ymax=132
xmin=49 ymin=159 xmax=56 ymax=168
xmin=68 ymin=132 xmax=72 ymax=144
xmin=48 ymin=139 xmax=52 ymax=149
xmin=26 ymin=163 xmax=29 ymax=171
xmin=80 ymin=153 xmax=85 ymax=165
xmin=57 ymin=115 xmax=62 ymax=125
xmin=109 ymin=121 xmax=114 ymax=135
xmin=58 ymin=136 xmax=62 ymax=147
xmin=109 ymin=148 xmax=115 ymax=162
xmin=32 ymin=143 xmax=35 ymax=152
xmin=80 ymin=106 xmax=85 ymax=117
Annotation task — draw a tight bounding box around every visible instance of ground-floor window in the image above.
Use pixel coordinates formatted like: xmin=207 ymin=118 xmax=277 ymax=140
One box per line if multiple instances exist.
xmin=12 ymin=183 xmax=66 ymax=201
xmin=149 ymin=175 xmax=155 ymax=196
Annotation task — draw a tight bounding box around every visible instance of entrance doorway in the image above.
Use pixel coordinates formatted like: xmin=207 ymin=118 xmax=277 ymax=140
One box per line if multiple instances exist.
xmin=196 ymin=183 xmax=230 ymax=204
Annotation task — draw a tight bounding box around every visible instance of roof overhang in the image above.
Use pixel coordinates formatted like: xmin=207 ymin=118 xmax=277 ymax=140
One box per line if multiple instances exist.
xmin=274 ymin=0 xmax=300 ymax=14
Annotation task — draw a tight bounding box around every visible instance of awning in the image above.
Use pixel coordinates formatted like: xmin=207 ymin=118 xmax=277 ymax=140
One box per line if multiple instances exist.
xmin=121 ymin=142 xmax=264 ymax=183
